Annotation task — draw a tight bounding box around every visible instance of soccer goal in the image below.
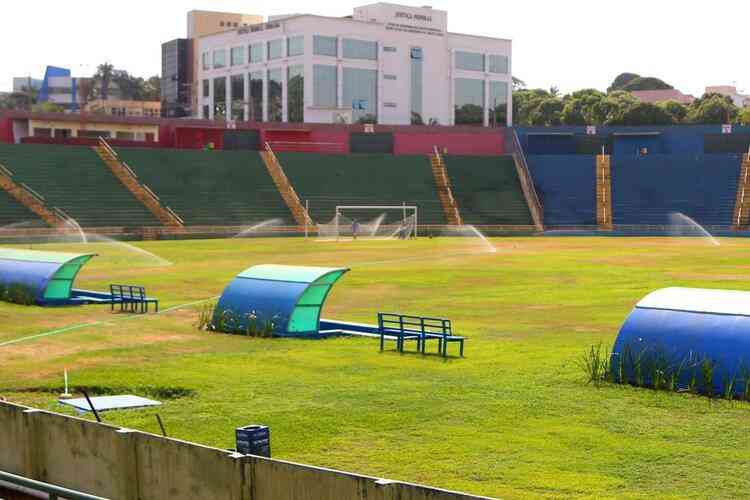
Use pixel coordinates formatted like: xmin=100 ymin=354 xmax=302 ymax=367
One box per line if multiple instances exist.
xmin=317 ymin=205 xmax=418 ymax=240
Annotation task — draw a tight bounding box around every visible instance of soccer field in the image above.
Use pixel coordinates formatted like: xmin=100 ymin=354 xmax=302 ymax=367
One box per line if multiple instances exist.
xmin=1 ymin=236 xmax=748 ymax=499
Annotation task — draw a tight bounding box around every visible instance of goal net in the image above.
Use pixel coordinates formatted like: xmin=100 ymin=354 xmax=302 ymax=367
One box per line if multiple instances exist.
xmin=317 ymin=205 xmax=418 ymax=240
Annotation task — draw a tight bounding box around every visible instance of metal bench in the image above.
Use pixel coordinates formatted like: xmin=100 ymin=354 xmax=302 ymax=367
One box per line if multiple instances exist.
xmin=377 ymin=312 xmax=465 ymax=357
xmin=109 ymin=284 xmax=159 ymax=313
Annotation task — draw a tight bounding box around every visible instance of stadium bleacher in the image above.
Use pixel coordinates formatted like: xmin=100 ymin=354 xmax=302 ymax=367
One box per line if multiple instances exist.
xmin=527 ymin=156 xmax=597 ymax=227
xmin=277 ymin=153 xmax=448 ymax=225
xmin=444 ymin=155 xmax=533 ymax=226
xmin=611 ymin=154 xmax=741 ymax=227
xmin=0 ymin=189 xmax=41 ymax=227
xmin=116 ymin=148 xmax=293 ymax=226
xmin=0 ymin=144 xmax=160 ymax=227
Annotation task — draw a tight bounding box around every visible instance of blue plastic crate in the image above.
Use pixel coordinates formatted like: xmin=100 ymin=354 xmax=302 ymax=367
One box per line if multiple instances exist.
xmin=236 ymin=425 xmax=270 ymax=457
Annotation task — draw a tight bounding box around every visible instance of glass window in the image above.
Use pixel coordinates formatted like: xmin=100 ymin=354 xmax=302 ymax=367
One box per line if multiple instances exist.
xmin=231 ymin=74 xmax=245 ymax=120
xmin=213 ymin=49 xmax=226 ymax=69
xmin=202 ymin=79 xmax=210 ymax=98
xmin=249 ymin=43 xmax=263 ymax=63
xmin=454 ymin=78 xmax=484 ymax=125
xmin=343 ymin=67 xmax=377 ymax=123
xmin=489 ymin=55 xmax=509 ymax=74
xmin=248 ymin=71 xmax=263 ymax=121
xmin=287 ymin=65 xmax=304 ymax=123
xmin=313 ymin=65 xmax=337 ymax=107
xmin=455 ymin=51 xmax=484 ymax=72
xmin=489 ymin=81 xmax=508 ymax=126
xmin=383 ymin=46 xmax=397 ymax=53
xmin=313 ymin=35 xmax=337 ymax=57
xmin=267 ymin=68 xmax=282 ymax=122
xmin=411 ymin=47 xmax=423 ymax=125
xmin=231 ymin=46 xmax=245 ymax=66
xmin=287 ymin=35 xmax=304 ymax=57
xmin=343 ymin=39 xmax=377 ymax=61
xmin=384 ymin=74 xmax=397 ymax=80
xmin=267 ymin=39 xmax=282 ymax=60
xmin=213 ymin=76 xmax=226 ymax=120
xmin=202 ymin=52 xmax=210 ymax=70
xmin=202 ymin=105 xmax=210 ymax=119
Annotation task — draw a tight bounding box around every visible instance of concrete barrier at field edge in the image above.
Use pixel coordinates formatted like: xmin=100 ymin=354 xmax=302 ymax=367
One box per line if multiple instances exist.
xmin=0 ymin=401 xmax=495 ymax=500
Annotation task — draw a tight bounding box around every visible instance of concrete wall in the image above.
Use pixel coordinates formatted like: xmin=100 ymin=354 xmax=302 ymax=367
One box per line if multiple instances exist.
xmin=0 ymin=401 xmax=494 ymax=500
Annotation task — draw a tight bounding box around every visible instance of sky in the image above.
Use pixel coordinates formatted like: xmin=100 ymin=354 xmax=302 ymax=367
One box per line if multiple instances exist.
xmin=1 ymin=0 xmax=748 ymax=96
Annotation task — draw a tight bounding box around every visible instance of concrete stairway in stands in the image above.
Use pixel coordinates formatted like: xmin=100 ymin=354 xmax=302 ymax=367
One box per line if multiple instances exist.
xmin=92 ymin=139 xmax=184 ymax=228
xmin=260 ymin=142 xmax=314 ymax=228
xmin=0 ymin=162 xmax=66 ymax=227
xmin=430 ymin=147 xmax=462 ymax=225
xmin=596 ymin=155 xmax=613 ymax=229
xmin=732 ymin=153 xmax=750 ymax=230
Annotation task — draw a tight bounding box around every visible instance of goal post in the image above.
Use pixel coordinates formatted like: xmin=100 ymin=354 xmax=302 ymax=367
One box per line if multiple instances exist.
xmin=319 ymin=204 xmax=418 ymax=240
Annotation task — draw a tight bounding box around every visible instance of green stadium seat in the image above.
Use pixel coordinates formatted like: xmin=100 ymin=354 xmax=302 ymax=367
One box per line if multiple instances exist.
xmin=445 ymin=155 xmax=534 ymax=226
xmin=0 ymin=188 xmax=43 ymax=227
xmin=278 ymin=153 xmax=448 ymax=225
xmin=0 ymin=145 xmax=161 ymax=228
xmin=116 ymin=148 xmax=293 ymax=226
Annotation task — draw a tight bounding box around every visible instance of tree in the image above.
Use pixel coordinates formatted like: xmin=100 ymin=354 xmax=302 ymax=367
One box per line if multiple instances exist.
xmin=513 ymin=88 xmax=556 ymax=126
xmin=143 ymin=76 xmax=161 ymax=101
xmin=617 ymin=102 xmax=675 ymax=125
xmin=528 ymin=97 xmax=563 ymax=126
xmin=561 ymin=89 xmax=607 ymax=125
xmin=737 ymin=107 xmax=750 ymax=126
xmin=600 ymin=91 xmax=640 ymax=125
xmin=512 ymin=77 xmax=526 ymax=91
xmin=620 ymin=76 xmax=673 ymax=92
xmin=687 ymin=93 xmax=738 ymax=124
xmin=608 ymin=72 xmax=640 ymax=92
xmin=454 ymin=104 xmax=484 ymax=125
xmin=92 ymin=63 xmax=115 ymax=101
xmin=658 ymin=100 xmax=688 ymax=123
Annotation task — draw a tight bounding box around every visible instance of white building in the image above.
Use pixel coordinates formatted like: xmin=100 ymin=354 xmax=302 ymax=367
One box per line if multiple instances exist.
xmin=196 ymin=3 xmax=513 ymax=126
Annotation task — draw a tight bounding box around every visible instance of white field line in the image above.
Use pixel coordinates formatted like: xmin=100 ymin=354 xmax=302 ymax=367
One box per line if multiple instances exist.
xmin=0 ymin=296 xmax=219 ymax=348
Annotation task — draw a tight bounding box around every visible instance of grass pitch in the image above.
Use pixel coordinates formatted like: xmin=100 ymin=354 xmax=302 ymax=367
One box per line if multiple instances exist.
xmin=1 ymin=236 xmax=749 ymax=499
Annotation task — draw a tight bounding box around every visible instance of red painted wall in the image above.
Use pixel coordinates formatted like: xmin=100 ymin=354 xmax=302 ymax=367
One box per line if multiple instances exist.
xmin=393 ymin=129 xmax=506 ymax=156
xmin=0 ymin=118 xmax=13 ymax=144
xmin=174 ymin=127 xmax=225 ymax=150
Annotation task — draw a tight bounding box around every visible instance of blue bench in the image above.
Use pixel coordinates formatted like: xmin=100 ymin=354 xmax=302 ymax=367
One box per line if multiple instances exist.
xmin=378 ymin=312 xmax=465 ymax=357
xmin=109 ymin=284 xmax=159 ymax=314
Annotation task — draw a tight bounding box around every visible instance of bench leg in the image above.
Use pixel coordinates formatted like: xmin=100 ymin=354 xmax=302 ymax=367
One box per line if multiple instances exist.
xmin=155 ymin=302 xmax=159 ymax=313
xmin=460 ymin=340 xmax=464 ymax=357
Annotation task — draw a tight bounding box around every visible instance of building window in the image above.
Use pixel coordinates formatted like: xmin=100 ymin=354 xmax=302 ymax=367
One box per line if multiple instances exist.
xmin=455 ymin=51 xmax=484 ymax=72
xmin=267 ymin=68 xmax=282 ymax=122
xmin=384 ymin=102 xmax=397 ymax=108
xmin=202 ymin=79 xmax=210 ymax=98
xmin=220 ymin=21 xmax=225 ymax=27
xmin=383 ymin=46 xmax=397 ymax=53
xmin=214 ymin=76 xmax=227 ymax=120
xmin=231 ymin=46 xmax=245 ymax=66
xmin=313 ymin=35 xmax=338 ymax=57
xmin=202 ymin=52 xmax=210 ymax=71
xmin=248 ymin=71 xmax=263 ymax=121
xmin=203 ymin=105 xmax=210 ymax=119
xmin=489 ymin=55 xmax=508 ymax=74
xmin=231 ymin=74 xmax=245 ymax=121
xmin=213 ymin=49 xmax=226 ymax=69
xmin=454 ymin=78 xmax=484 ymax=125
xmin=342 ymin=39 xmax=377 ymax=61
xmin=33 ymin=128 xmax=52 ymax=137
xmin=267 ymin=39 xmax=282 ymax=60
xmin=411 ymin=47 xmax=423 ymax=125
xmin=249 ymin=43 xmax=263 ymax=63
xmin=313 ymin=65 xmax=337 ymax=107
xmin=287 ymin=35 xmax=304 ymax=57
xmin=383 ymin=74 xmax=397 ymax=80
xmin=287 ymin=65 xmax=304 ymax=123
xmin=489 ymin=81 xmax=508 ymax=126
xmin=343 ymin=67 xmax=377 ymax=123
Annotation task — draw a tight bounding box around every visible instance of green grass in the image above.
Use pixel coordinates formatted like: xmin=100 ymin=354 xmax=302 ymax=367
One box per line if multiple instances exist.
xmin=2 ymin=236 xmax=750 ymax=499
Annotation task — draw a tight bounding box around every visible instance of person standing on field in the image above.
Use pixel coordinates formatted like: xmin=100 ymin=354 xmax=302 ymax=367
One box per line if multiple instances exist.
xmin=352 ymin=219 xmax=360 ymax=240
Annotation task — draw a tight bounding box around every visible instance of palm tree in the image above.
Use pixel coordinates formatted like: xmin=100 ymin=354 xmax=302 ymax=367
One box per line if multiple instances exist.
xmin=93 ymin=63 xmax=114 ymax=101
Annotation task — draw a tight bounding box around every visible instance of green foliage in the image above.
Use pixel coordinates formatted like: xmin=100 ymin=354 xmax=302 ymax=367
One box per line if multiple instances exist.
xmin=608 ymin=72 xmax=640 ymax=92
xmin=0 ymin=282 xmax=36 ymax=306
xmin=738 ymin=107 xmax=750 ymax=126
xmin=658 ymin=100 xmax=689 ymax=123
xmin=687 ymin=93 xmax=738 ymax=124
xmin=454 ymin=104 xmax=484 ymax=125
xmin=31 ymin=101 xmax=65 ymax=113
xmin=611 ymin=102 xmax=676 ymax=126
xmin=577 ymin=342 xmax=610 ymax=386
xmin=620 ymin=76 xmax=673 ymax=91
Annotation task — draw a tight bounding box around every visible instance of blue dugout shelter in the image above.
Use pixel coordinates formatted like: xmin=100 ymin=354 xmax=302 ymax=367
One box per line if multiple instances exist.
xmin=0 ymin=248 xmax=96 ymax=305
xmin=214 ymin=264 xmax=350 ymax=337
xmin=612 ymin=287 xmax=750 ymax=396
